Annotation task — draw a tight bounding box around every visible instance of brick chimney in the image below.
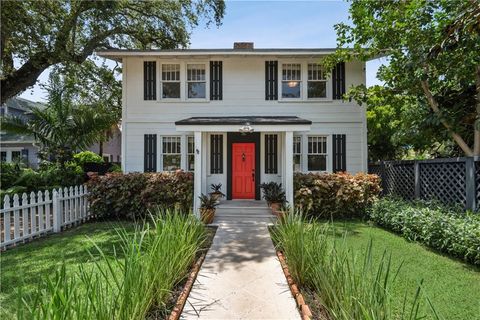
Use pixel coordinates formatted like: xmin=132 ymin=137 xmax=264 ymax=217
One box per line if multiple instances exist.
xmin=233 ymin=42 xmax=254 ymax=50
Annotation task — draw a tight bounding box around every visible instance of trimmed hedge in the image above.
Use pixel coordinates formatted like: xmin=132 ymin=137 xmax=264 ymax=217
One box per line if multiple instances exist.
xmin=87 ymin=171 xmax=193 ymax=219
xmin=294 ymin=172 xmax=381 ymax=218
xmin=369 ymin=197 xmax=480 ymax=265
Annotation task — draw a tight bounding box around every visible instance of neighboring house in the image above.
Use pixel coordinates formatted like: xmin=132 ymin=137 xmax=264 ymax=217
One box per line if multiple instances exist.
xmin=0 ymin=97 xmax=122 ymax=166
xmin=87 ymin=127 xmax=123 ymax=163
xmin=0 ymin=97 xmax=43 ymax=167
xmin=98 ymin=42 xmax=367 ymax=212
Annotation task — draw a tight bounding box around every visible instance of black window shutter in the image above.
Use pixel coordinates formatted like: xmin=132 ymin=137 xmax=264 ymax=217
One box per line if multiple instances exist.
xmin=210 ymin=134 xmax=223 ymax=174
xmin=210 ymin=61 xmax=223 ymax=100
xmin=265 ymin=61 xmax=278 ymax=100
xmin=144 ymin=61 xmax=156 ymax=100
xmin=144 ymin=134 xmax=157 ymax=172
xmin=264 ymin=134 xmax=278 ymax=174
xmin=21 ymin=149 xmax=29 ymax=162
xmin=332 ymin=134 xmax=346 ymax=172
xmin=332 ymin=62 xmax=346 ymax=100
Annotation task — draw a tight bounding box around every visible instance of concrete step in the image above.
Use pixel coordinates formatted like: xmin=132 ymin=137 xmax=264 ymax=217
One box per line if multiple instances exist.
xmin=215 ymin=209 xmax=272 ymax=216
xmin=216 ymin=208 xmax=271 ymax=214
xmin=212 ymin=218 xmax=275 ymax=225
xmin=215 ymin=213 xmax=275 ymax=220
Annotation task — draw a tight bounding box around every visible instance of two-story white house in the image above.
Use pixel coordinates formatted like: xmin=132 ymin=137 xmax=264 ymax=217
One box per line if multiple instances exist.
xmin=98 ymin=42 xmax=367 ymax=213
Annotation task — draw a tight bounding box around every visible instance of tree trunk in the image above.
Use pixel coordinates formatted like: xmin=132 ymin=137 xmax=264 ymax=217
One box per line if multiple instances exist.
xmin=0 ymin=56 xmax=52 ymax=104
xmin=420 ymin=79 xmax=474 ymax=156
xmin=99 ymin=140 xmax=104 ymax=157
xmin=473 ymin=65 xmax=480 ymax=156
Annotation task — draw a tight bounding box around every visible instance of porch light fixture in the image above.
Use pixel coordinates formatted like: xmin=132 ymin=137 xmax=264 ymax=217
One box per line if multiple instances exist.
xmin=239 ymin=122 xmax=254 ymax=134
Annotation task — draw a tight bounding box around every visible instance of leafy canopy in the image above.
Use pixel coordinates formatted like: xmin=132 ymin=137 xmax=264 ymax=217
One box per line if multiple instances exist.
xmin=1 ymin=71 xmax=117 ymax=164
xmin=335 ymin=0 xmax=480 ymax=157
xmin=0 ymin=0 xmax=225 ymax=103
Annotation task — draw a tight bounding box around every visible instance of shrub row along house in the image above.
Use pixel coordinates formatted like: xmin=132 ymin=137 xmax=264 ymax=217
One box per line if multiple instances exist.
xmin=98 ymin=42 xmax=367 ymax=213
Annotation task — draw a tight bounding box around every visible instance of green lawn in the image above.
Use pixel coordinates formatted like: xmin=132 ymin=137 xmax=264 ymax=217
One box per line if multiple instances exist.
xmin=328 ymin=221 xmax=480 ymax=320
xmin=0 ymin=221 xmax=136 ymax=318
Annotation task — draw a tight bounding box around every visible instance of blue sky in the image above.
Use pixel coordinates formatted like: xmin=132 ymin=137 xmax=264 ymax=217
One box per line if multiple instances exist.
xmin=19 ymin=0 xmax=386 ymax=102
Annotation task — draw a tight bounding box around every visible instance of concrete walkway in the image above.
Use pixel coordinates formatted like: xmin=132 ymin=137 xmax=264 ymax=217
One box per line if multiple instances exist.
xmin=181 ymin=201 xmax=300 ymax=320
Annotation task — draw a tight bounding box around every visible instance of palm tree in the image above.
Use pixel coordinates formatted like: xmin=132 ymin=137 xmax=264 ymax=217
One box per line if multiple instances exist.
xmin=1 ymin=77 xmax=116 ymax=165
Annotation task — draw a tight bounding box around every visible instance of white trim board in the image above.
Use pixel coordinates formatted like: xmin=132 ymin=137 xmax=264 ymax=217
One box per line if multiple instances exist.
xmin=175 ymin=124 xmax=311 ymax=132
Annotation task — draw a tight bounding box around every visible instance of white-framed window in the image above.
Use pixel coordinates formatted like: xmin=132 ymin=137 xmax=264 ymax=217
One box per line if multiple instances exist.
xmin=161 ymin=64 xmax=181 ymax=99
xmin=162 ymin=136 xmax=181 ymax=171
xmin=307 ymin=136 xmax=327 ymax=171
xmin=11 ymin=151 xmax=21 ymax=161
xmin=307 ymin=63 xmax=327 ymax=99
xmin=293 ymin=136 xmax=302 ymax=172
xmin=187 ymin=135 xmax=195 ymax=171
xmin=187 ymin=64 xmax=206 ymax=99
xmin=281 ymin=63 xmax=302 ymax=99
xmin=1 ymin=148 xmax=24 ymax=163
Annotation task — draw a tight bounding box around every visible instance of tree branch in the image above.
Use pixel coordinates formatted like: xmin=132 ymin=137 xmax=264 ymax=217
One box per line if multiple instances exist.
xmin=474 ymin=65 xmax=480 ymax=156
xmin=420 ymin=78 xmax=474 ymax=156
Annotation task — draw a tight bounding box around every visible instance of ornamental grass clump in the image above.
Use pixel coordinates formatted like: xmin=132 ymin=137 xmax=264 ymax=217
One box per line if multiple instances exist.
xmin=271 ymin=213 xmax=440 ymax=320
xmin=18 ymin=210 xmax=206 ymax=320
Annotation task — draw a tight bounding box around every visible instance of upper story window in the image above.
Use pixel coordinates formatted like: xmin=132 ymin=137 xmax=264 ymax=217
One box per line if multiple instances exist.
xmin=187 ymin=64 xmax=206 ymax=99
xmin=308 ymin=63 xmax=327 ymax=99
xmin=161 ymin=64 xmax=180 ymax=99
xmin=281 ymin=63 xmax=302 ymax=99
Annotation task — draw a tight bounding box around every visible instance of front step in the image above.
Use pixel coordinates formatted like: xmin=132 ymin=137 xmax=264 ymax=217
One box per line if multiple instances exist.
xmin=213 ymin=218 xmax=275 ymax=225
xmin=215 ymin=214 xmax=273 ymax=219
xmin=216 ymin=207 xmax=271 ymax=214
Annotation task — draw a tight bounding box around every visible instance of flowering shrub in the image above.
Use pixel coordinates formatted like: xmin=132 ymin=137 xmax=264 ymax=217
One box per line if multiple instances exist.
xmin=87 ymin=171 xmax=193 ymax=219
xmin=370 ymin=197 xmax=480 ymax=265
xmin=294 ymin=172 xmax=381 ymax=218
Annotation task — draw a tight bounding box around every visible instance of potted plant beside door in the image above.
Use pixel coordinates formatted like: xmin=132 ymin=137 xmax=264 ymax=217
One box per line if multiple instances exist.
xmin=209 ymin=183 xmax=225 ymax=202
xmin=199 ymin=194 xmax=218 ymax=224
xmin=260 ymin=182 xmax=286 ymax=216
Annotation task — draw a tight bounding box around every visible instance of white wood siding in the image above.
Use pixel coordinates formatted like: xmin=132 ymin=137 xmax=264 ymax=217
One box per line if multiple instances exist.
xmin=121 ymin=55 xmax=367 ymax=175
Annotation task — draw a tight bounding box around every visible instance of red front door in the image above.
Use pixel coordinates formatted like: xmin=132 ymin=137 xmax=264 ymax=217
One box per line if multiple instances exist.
xmin=232 ymin=143 xmax=255 ymax=199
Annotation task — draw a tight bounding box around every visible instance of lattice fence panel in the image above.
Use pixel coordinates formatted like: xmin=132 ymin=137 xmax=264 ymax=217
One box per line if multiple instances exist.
xmin=419 ymin=162 xmax=466 ymax=206
xmin=368 ymin=164 xmax=386 ymax=195
xmin=384 ymin=162 xmax=415 ymax=200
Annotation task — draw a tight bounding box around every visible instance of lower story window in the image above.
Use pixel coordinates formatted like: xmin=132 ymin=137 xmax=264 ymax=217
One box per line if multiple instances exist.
xmin=162 ymin=136 xmax=181 ymax=171
xmin=308 ymin=136 xmax=327 ymax=171
xmin=1 ymin=151 xmax=6 ymax=162
xmin=11 ymin=151 xmax=21 ymax=162
xmin=293 ymin=136 xmax=302 ymax=172
xmin=187 ymin=136 xmax=195 ymax=171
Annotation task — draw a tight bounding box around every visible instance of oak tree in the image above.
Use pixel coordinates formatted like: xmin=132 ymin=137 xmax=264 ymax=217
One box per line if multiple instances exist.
xmin=0 ymin=0 xmax=225 ymax=104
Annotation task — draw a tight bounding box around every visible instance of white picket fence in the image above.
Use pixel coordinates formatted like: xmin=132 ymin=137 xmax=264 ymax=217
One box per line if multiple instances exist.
xmin=1 ymin=185 xmax=91 ymax=249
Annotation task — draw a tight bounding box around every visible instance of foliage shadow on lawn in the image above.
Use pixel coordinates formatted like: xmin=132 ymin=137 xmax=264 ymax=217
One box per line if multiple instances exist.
xmin=0 ymin=219 xmax=135 ymax=317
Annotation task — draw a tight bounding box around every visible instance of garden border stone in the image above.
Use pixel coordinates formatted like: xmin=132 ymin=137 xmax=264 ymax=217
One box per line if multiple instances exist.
xmin=277 ymin=250 xmax=322 ymax=320
xmin=168 ymin=251 xmax=207 ymax=320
